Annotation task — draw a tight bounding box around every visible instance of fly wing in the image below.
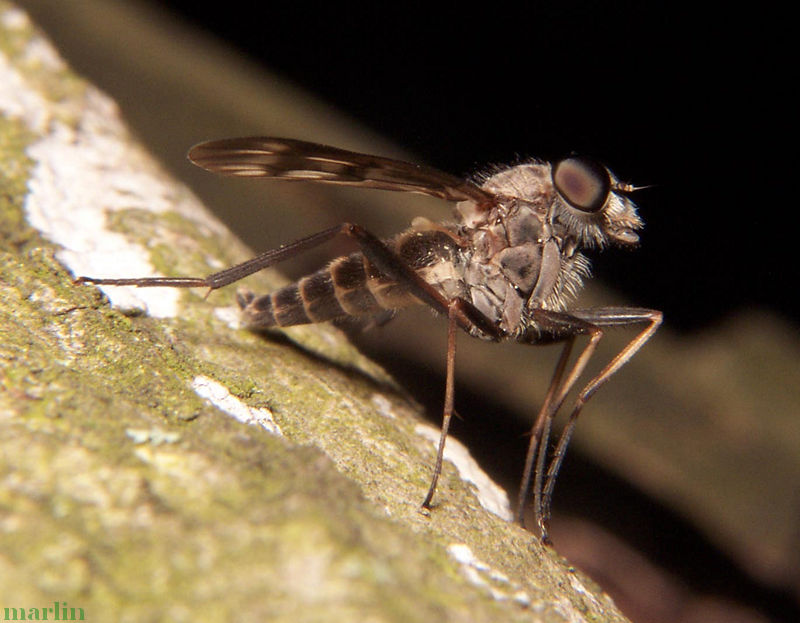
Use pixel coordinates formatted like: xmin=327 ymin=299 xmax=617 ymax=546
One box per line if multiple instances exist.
xmin=188 ymin=137 xmax=493 ymax=204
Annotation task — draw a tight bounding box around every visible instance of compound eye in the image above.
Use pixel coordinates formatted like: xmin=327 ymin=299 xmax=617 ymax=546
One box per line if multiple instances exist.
xmin=552 ymin=156 xmax=611 ymax=213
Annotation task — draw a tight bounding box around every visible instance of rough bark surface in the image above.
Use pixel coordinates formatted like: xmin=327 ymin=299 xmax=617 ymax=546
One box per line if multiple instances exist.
xmin=0 ymin=4 xmax=631 ymax=621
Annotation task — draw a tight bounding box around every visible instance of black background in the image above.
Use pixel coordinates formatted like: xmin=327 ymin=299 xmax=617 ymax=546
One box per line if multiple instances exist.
xmin=154 ymin=1 xmax=793 ymax=334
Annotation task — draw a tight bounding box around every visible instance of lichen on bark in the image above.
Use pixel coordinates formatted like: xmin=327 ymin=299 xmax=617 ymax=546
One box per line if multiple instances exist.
xmin=0 ymin=3 xmax=630 ymax=621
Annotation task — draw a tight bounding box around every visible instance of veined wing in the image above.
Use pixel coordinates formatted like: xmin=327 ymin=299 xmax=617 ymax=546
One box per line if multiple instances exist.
xmin=188 ymin=137 xmax=493 ymax=204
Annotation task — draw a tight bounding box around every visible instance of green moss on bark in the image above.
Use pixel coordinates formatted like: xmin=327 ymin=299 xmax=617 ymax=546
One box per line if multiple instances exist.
xmin=0 ymin=4 xmax=630 ymax=621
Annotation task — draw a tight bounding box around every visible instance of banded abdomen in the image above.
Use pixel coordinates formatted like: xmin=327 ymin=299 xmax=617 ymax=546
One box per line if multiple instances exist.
xmin=239 ymin=227 xmax=464 ymax=329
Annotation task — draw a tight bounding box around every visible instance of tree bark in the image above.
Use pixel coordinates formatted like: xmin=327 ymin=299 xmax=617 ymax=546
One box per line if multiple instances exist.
xmin=0 ymin=3 xmax=632 ymax=621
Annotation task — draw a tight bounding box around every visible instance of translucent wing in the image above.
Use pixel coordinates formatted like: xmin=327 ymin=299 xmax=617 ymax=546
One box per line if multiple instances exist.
xmin=188 ymin=137 xmax=494 ymax=204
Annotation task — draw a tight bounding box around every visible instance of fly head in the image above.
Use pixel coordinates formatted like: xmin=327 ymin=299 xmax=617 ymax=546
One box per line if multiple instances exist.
xmin=550 ymin=156 xmax=644 ymax=250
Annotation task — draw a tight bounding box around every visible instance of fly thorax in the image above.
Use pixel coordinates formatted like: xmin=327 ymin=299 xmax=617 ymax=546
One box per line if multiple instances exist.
xmin=458 ymin=202 xmax=549 ymax=335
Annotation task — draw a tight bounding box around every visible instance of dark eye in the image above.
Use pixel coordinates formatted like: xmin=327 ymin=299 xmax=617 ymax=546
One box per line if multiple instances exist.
xmin=552 ymin=156 xmax=611 ymax=212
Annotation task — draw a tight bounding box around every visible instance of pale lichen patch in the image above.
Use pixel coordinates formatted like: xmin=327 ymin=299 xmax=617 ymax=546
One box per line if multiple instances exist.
xmin=125 ymin=427 xmax=182 ymax=446
xmin=212 ymin=305 xmax=244 ymax=329
xmin=0 ymin=17 xmax=226 ymax=318
xmin=192 ymin=375 xmax=283 ymax=437
xmin=0 ymin=51 xmax=50 ymax=131
xmin=1 ymin=6 xmax=28 ymax=30
xmin=416 ymin=423 xmax=512 ymax=521
xmin=446 ymin=542 xmax=535 ymax=609
xmin=370 ymin=393 xmax=397 ymax=419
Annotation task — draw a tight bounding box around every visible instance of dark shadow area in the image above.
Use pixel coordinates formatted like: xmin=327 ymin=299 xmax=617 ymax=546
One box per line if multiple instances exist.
xmin=371 ymin=348 xmax=800 ymax=623
xmin=243 ymin=325 xmax=407 ymax=400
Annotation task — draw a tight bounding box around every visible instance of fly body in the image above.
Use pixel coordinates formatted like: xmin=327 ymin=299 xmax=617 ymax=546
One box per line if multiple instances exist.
xmin=77 ymin=137 xmax=662 ymax=543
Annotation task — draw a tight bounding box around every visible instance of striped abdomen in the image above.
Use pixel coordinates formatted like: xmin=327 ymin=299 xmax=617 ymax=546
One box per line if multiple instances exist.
xmin=239 ymin=228 xmax=462 ymax=328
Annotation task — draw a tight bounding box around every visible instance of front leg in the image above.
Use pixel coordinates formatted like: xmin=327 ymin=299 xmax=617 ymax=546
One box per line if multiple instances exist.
xmin=516 ymin=310 xmax=603 ymax=531
xmin=515 ymin=307 xmax=661 ymax=543
xmin=537 ymin=307 xmax=662 ymax=541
